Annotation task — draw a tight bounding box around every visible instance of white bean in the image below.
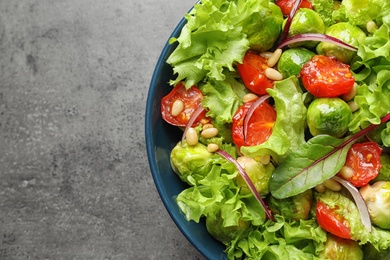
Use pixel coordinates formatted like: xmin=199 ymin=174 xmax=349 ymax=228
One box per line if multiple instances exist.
xmin=323 ymin=179 xmax=342 ymax=192
xmin=207 ymin=143 xmax=219 ymax=153
xmin=339 ymin=165 xmax=354 ymax=179
xmin=171 ymin=99 xmax=184 ymax=116
xmin=201 ymin=128 xmax=218 ymax=139
xmin=243 ymin=93 xmax=258 ymax=103
xmin=267 ymin=49 xmax=282 ymax=68
xmin=185 ymin=128 xmax=198 ymax=146
xmin=265 ymin=67 xmax=283 ymax=81
xmin=348 ymin=100 xmax=359 ymax=112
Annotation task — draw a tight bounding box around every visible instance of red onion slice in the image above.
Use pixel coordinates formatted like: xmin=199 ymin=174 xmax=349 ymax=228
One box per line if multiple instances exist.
xmin=181 ymin=106 xmax=205 ymax=145
xmin=243 ymin=94 xmax=271 ymax=143
xmin=216 ymin=150 xmax=275 ymax=221
xmin=278 ymin=33 xmax=358 ymax=51
xmin=279 ymin=0 xmax=303 ymax=42
xmin=331 ymin=176 xmax=372 ymax=232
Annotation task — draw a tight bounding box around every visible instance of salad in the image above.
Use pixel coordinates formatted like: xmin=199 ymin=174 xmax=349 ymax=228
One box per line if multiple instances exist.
xmin=160 ymin=0 xmax=390 ymax=259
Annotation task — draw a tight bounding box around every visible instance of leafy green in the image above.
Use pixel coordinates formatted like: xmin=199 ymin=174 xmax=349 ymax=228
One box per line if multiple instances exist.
xmin=240 ymin=77 xmax=307 ymax=164
xmin=199 ymin=73 xmax=247 ymax=124
xmin=311 ymin=0 xmax=336 ymax=27
xmin=166 ymin=0 xmax=280 ymax=88
xmin=226 ymin=216 xmax=327 ymax=259
xmin=348 ymin=20 xmax=390 ymax=145
xmin=269 ymin=135 xmax=352 ymax=199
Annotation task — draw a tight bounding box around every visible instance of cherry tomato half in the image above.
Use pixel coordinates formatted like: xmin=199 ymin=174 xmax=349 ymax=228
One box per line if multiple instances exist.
xmin=237 ymin=51 xmax=274 ymax=95
xmin=339 ymin=142 xmax=382 ymax=187
xmin=161 ymin=82 xmax=208 ymax=127
xmin=276 ymin=0 xmax=313 ymax=16
xmin=316 ymin=201 xmax=351 ymax=240
xmin=300 ymin=55 xmax=355 ymax=98
xmin=232 ymin=99 xmax=276 ymax=149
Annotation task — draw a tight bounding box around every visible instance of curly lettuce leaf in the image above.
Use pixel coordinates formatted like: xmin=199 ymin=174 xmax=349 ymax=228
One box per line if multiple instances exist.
xmin=199 ymin=73 xmax=247 ymax=125
xmin=349 ymin=21 xmax=390 ymax=146
xmin=240 ymin=77 xmax=307 ymax=164
xmin=227 ymin=216 xmax=326 ymax=260
xmin=166 ymin=0 xmax=276 ymax=88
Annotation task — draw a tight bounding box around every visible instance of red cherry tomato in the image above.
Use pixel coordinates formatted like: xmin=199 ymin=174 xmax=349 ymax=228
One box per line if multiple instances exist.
xmin=237 ymin=51 xmax=274 ymax=95
xmin=300 ymin=55 xmax=355 ymax=98
xmin=316 ymin=201 xmax=351 ymax=239
xmin=232 ymin=99 xmax=276 ymax=149
xmin=161 ymin=82 xmax=208 ymax=127
xmin=339 ymin=142 xmax=382 ymax=187
xmin=275 ymin=0 xmax=313 ymax=16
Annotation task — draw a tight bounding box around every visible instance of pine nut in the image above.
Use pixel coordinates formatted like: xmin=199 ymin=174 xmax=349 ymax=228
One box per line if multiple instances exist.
xmin=185 ymin=128 xmax=198 ymax=146
xmin=201 ymin=127 xmax=218 ymax=138
xmin=323 ymin=179 xmax=342 ymax=192
xmin=243 ymin=93 xmax=258 ymax=103
xmin=207 ymin=143 xmax=219 ymax=153
xmin=267 ymin=49 xmax=282 ymax=67
xmin=202 ymin=123 xmax=214 ymax=130
xmin=339 ymin=165 xmax=354 ymax=179
xmin=366 ymin=20 xmax=378 ymax=33
xmin=315 ymin=184 xmax=326 ymax=193
xmin=343 ymin=82 xmax=357 ymax=101
xmin=259 ymin=154 xmax=270 ymax=165
xmin=348 ymin=100 xmax=359 ymax=112
xmin=265 ymin=68 xmax=283 ymax=81
xmin=260 ymin=51 xmax=273 ymax=58
xmin=171 ymin=99 xmax=184 ymax=116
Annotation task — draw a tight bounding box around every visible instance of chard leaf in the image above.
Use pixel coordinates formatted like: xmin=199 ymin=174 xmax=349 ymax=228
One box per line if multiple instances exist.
xmin=269 ymin=135 xmax=353 ymax=199
xmin=270 ymin=112 xmax=390 ymax=199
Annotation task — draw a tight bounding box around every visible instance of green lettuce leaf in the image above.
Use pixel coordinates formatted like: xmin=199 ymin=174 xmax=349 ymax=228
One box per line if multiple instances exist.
xmin=226 ymin=216 xmax=326 ymax=260
xmin=199 ymin=73 xmax=247 ymax=124
xmin=240 ymin=77 xmax=307 ymax=164
xmin=166 ymin=0 xmax=277 ymax=88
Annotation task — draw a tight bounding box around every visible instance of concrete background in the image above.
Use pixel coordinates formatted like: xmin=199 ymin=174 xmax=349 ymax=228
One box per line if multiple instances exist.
xmin=0 ymin=0 xmax=206 ymax=259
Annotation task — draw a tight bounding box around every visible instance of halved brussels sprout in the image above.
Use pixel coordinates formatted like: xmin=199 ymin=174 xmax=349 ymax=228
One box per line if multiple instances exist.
xmin=268 ymin=189 xmax=313 ymax=221
xmin=277 ymin=48 xmax=315 ymax=78
xmin=170 ymin=141 xmax=213 ymax=185
xmin=360 ymin=181 xmax=390 ymax=229
xmin=244 ymin=3 xmax=284 ymax=51
xmin=306 ymin=98 xmax=352 ymax=138
xmin=319 ymin=234 xmax=363 ymax=260
xmin=287 ymin=8 xmax=326 ymax=48
xmin=316 ymin=22 xmax=366 ymax=64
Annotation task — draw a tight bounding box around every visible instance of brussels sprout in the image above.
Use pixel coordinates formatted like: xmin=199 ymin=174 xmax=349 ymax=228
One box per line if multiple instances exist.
xmin=318 ymin=234 xmax=363 ymax=260
xmin=363 ymin=243 xmax=390 ymax=260
xmin=243 ymin=3 xmax=284 ymax=51
xmin=268 ymin=189 xmax=313 ymax=221
xmin=287 ymin=8 xmax=326 ymax=48
xmin=316 ymin=22 xmax=366 ymax=64
xmin=277 ymin=48 xmax=315 ymax=78
xmin=170 ymin=141 xmax=213 ymax=185
xmin=360 ymin=181 xmax=390 ymax=229
xmin=206 ymin=212 xmax=250 ymax=244
xmin=306 ymin=98 xmax=352 ymax=138
xmin=235 ymin=156 xmax=274 ymax=195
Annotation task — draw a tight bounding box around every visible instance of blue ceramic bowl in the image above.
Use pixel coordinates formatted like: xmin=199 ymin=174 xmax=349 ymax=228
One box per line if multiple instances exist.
xmin=145 ymin=14 xmax=228 ymax=260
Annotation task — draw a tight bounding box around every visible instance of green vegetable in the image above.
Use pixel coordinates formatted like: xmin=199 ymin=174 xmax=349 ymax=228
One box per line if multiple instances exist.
xmin=170 ymin=141 xmax=213 ymax=185
xmin=306 ymin=98 xmax=352 ymax=138
xmin=166 ymin=0 xmax=277 ymax=88
xmin=318 ymin=234 xmax=363 ymax=260
xmin=277 ymin=48 xmax=314 ymax=78
xmin=316 ymin=22 xmax=366 ymax=63
xmin=241 ymin=77 xmax=307 ymax=164
xmin=269 ymin=135 xmax=352 ymax=199
xmin=206 ymin=211 xmax=250 ymax=244
xmin=287 ymin=8 xmax=326 ymax=48
xmin=268 ymin=189 xmax=313 ymax=221
xmin=373 ymin=153 xmax=390 ymax=182
xmin=360 ymin=181 xmax=390 ymax=229
xmin=363 ymin=243 xmax=390 ymax=260
xmin=235 ymin=156 xmax=274 ymax=196
xmin=226 ymin=215 xmax=327 ymax=259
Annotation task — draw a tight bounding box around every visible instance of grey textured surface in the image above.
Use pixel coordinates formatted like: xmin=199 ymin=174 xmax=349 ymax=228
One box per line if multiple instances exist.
xmin=0 ymin=0 xmax=205 ymax=259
